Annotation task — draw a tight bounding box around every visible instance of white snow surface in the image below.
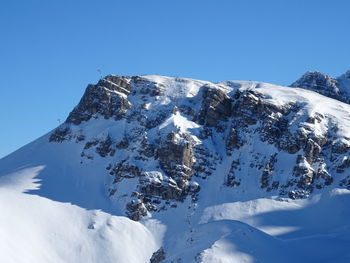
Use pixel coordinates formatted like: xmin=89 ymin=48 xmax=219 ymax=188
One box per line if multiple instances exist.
xmin=0 ymin=151 xmax=160 ymax=263
xmin=222 ymin=80 xmax=350 ymax=138
xmin=1 ymin=75 xmax=350 ymax=262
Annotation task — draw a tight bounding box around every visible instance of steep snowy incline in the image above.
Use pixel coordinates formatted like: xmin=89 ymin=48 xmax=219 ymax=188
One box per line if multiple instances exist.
xmin=0 ymin=162 xmax=160 ymax=263
xmin=1 ymin=74 xmax=350 ymax=262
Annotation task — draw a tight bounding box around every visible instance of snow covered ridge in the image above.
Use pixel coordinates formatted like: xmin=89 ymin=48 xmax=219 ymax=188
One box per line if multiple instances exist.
xmin=49 ymin=74 xmax=350 ymax=214
xmin=2 ymin=73 xmax=350 ymax=262
xmin=290 ymin=70 xmax=350 ymax=104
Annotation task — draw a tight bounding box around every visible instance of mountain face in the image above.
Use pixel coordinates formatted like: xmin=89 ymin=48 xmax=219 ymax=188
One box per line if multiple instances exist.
xmin=290 ymin=70 xmax=350 ymax=104
xmin=1 ymin=73 xmax=350 ymax=263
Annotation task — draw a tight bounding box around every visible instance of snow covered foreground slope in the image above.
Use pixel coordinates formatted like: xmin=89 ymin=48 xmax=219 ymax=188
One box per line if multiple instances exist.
xmin=1 ymin=73 xmax=350 ymax=262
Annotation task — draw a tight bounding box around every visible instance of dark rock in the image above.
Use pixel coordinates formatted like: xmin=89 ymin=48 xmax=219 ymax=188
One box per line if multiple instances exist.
xmin=196 ymin=85 xmax=232 ymax=127
xmin=126 ymin=199 xmax=148 ymax=221
xmin=293 ymin=156 xmax=315 ymax=189
xmin=332 ymin=140 xmax=350 ymax=155
xmin=139 ymin=138 xmax=156 ymax=158
xmin=112 ymin=162 xmax=141 ymax=182
xmin=96 ymin=136 xmax=114 ymax=157
xmin=158 ymin=132 xmax=193 ymax=173
xmin=49 ymin=126 xmax=71 ymax=142
xmin=66 ymin=75 xmax=132 ymax=124
xmin=150 ymin=247 xmax=165 ymax=263
xmin=290 ymin=71 xmax=350 ymax=103
xmin=336 ymin=156 xmax=350 ymax=173
xmin=260 ymin=154 xmax=277 ymax=189
xmin=131 ymin=76 xmax=165 ymax=97
xmin=116 ymin=138 xmax=129 ymax=149
xmin=340 ymin=176 xmax=350 ymax=189
xmin=304 ymin=139 xmax=321 ymax=163
xmin=225 ymin=160 xmax=241 ymax=187
xmin=145 ymin=110 xmax=169 ymax=129
xmin=226 ymin=125 xmax=243 ymax=154
xmin=84 ymin=140 xmax=99 ymax=150
xmin=140 ymin=177 xmax=182 ymax=201
xmin=76 ymin=134 xmax=85 ymax=142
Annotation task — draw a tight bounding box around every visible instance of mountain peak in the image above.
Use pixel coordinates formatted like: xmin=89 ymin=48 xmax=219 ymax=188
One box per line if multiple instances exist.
xmin=338 ymin=69 xmax=350 ymax=79
xmin=290 ymin=71 xmax=339 ymax=93
xmin=3 ymin=73 xmax=350 ymax=262
xmin=290 ymin=71 xmax=350 ymax=103
xmin=66 ymin=75 xmax=132 ymax=125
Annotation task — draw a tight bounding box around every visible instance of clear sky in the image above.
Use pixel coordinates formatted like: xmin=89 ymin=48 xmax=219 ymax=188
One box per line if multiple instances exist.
xmin=1 ymin=0 xmax=350 ymax=158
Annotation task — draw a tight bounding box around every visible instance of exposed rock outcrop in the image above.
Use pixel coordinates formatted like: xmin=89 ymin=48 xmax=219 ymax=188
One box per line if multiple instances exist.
xmin=49 ymin=126 xmax=71 ymax=142
xmin=196 ymin=85 xmax=232 ymax=127
xmin=290 ymin=71 xmax=350 ymax=104
xmin=150 ymin=247 xmax=166 ymax=263
xmin=67 ymin=75 xmax=132 ymax=124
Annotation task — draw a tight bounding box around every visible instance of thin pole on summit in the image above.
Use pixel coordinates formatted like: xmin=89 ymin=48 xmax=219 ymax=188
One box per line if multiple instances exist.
xmin=97 ymin=68 xmax=103 ymax=78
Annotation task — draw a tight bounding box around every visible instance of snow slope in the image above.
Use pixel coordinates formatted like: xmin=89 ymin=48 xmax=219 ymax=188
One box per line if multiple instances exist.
xmin=1 ymin=73 xmax=350 ymax=262
xmin=0 ymin=152 xmax=160 ymax=263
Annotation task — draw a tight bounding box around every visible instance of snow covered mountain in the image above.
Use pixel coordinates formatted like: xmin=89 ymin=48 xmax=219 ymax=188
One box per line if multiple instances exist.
xmin=1 ymin=72 xmax=350 ymax=263
xmin=290 ymin=70 xmax=350 ymax=104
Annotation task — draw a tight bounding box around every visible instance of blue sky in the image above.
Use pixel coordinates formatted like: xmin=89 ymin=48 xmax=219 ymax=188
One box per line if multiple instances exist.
xmin=1 ymin=0 xmax=350 ymax=158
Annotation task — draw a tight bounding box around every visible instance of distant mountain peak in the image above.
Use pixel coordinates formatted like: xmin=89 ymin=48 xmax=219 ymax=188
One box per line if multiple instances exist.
xmin=290 ymin=70 xmax=350 ymax=103
xmin=338 ymin=69 xmax=350 ymax=79
xmin=290 ymin=71 xmax=339 ymax=94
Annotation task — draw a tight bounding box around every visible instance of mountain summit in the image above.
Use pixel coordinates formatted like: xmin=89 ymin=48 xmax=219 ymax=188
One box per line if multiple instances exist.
xmin=290 ymin=70 xmax=350 ymax=104
xmin=1 ymin=74 xmax=350 ymax=262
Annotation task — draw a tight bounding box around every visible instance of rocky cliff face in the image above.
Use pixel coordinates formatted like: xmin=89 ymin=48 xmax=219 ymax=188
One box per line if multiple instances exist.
xmin=67 ymin=75 xmax=132 ymax=124
xmin=48 ymin=73 xmax=350 ymax=226
xmin=290 ymin=70 xmax=350 ymax=104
